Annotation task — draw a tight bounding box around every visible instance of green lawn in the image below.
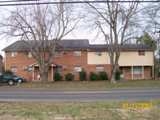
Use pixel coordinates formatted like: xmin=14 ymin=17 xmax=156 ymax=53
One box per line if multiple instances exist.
xmin=0 ymin=100 xmax=159 ymax=120
xmin=15 ymin=80 xmax=160 ymax=90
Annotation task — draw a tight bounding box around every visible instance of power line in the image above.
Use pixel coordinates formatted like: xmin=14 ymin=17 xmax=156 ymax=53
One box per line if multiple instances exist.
xmin=0 ymin=0 xmax=39 ymax=3
xmin=0 ymin=1 xmax=159 ymax=7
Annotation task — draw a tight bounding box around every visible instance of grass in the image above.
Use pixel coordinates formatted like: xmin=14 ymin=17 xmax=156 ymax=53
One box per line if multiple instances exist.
xmin=13 ymin=80 xmax=160 ymax=90
xmin=0 ymin=100 xmax=159 ymax=120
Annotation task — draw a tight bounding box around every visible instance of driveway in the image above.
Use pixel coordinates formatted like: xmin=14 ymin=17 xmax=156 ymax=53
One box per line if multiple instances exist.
xmin=0 ymin=88 xmax=159 ymax=101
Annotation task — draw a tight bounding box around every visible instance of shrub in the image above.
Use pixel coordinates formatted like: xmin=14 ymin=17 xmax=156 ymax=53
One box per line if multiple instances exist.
xmin=65 ymin=73 xmax=74 ymax=81
xmin=54 ymin=72 xmax=62 ymax=81
xmin=3 ymin=70 xmax=13 ymax=75
xmin=115 ymin=70 xmax=121 ymax=80
xmin=155 ymin=67 xmax=160 ymax=78
xmin=79 ymin=70 xmax=87 ymax=81
xmin=98 ymin=71 xmax=108 ymax=80
xmin=89 ymin=72 xmax=98 ymax=81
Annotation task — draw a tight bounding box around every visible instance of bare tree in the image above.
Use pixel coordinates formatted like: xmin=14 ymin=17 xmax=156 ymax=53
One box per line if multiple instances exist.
xmin=87 ymin=0 xmax=139 ymax=83
xmin=144 ymin=3 xmax=160 ymax=30
xmin=143 ymin=3 xmax=160 ymax=45
xmin=143 ymin=3 xmax=160 ymax=78
xmin=1 ymin=1 xmax=79 ymax=81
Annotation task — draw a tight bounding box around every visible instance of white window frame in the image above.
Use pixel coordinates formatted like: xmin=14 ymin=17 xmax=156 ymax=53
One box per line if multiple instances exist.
xmin=28 ymin=67 xmax=33 ymax=72
xmin=95 ymin=52 xmax=102 ymax=56
xmin=55 ymin=51 xmax=62 ymax=57
xmin=10 ymin=66 xmax=18 ymax=73
xmin=96 ymin=66 xmax=104 ymax=72
xmin=28 ymin=52 xmax=32 ymax=58
xmin=74 ymin=51 xmax=81 ymax=56
xmin=133 ymin=66 xmax=142 ymax=75
xmin=11 ymin=52 xmax=17 ymax=57
xmin=74 ymin=66 xmax=82 ymax=72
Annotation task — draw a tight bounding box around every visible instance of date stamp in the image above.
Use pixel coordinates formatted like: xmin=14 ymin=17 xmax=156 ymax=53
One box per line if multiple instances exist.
xmin=122 ymin=102 xmax=153 ymax=110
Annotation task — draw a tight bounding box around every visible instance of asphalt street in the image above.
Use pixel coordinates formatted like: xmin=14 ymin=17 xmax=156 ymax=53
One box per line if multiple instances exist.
xmin=0 ymin=88 xmax=159 ymax=102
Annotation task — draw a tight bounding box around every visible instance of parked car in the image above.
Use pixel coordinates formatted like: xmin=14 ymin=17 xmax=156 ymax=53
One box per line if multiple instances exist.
xmin=0 ymin=74 xmax=26 ymax=85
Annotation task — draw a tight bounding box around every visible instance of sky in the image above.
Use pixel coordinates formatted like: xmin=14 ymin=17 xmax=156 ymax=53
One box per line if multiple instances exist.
xmin=0 ymin=22 xmax=104 ymax=56
xmin=0 ymin=0 xmax=106 ymax=56
xmin=0 ymin=0 xmax=158 ymax=56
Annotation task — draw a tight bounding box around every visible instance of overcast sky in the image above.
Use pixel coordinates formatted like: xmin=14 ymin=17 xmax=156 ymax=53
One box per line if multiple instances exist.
xmin=0 ymin=15 xmax=97 ymax=56
xmin=0 ymin=1 xmax=108 ymax=56
xmin=0 ymin=0 xmax=158 ymax=56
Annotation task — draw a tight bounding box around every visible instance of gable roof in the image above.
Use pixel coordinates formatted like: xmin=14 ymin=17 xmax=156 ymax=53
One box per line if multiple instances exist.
xmin=88 ymin=44 xmax=153 ymax=51
xmin=3 ymin=41 xmax=30 ymax=52
xmin=2 ymin=39 xmax=153 ymax=52
xmin=59 ymin=39 xmax=89 ymax=49
xmin=3 ymin=39 xmax=90 ymax=52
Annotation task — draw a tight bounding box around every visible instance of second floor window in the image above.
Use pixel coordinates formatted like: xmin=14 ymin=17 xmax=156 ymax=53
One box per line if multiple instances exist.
xmin=95 ymin=52 xmax=102 ymax=56
xmin=11 ymin=52 xmax=17 ymax=57
xmin=28 ymin=52 xmax=32 ymax=58
xmin=138 ymin=51 xmax=145 ymax=56
xmin=74 ymin=51 xmax=81 ymax=56
xmin=55 ymin=52 xmax=62 ymax=57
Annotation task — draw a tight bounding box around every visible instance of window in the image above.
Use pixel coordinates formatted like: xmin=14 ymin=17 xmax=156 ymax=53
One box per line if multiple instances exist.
xmin=28 ymin=52 xmax=32 ymax=58
xmin=95 ymin=52 xmax=102 ymax=56
xmin=55 ymin=52 xmax=62 ymax=57
xmin=23 ymin=66 xmax=28 ymax=71
xmin=10 ymin=66 xmax=17 ymax=73
xmin=96 ymin=66 xmax=104 ymax=72
xmin=138 ymin=51 xmax=145 ymax=56
xmin=74 ymin=51 xmax=81 ymax=56
xmin=55 ymin=66 xmax=62 ymax=73
xmin=133 ymin=66 xmax=142 ymax=74
xmin=28 ymin=67 xmax=33 ymax=72
xmin=23 ymin=66 xmax=33 ymax=72
xmin=74 ymin=66 xmax=82 ymax=72
xmin=11 ymin=52 xmax=17 ymax=57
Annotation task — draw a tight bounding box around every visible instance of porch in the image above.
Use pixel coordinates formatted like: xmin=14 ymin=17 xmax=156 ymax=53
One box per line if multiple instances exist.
xmin=31 ymin=63 xmax=62 ymax=81
xmin=120 ymin=66 xmax=154 ymax=80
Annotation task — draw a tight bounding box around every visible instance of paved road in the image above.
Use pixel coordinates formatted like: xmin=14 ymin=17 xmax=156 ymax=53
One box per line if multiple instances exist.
xmin=0 ymin=88 xmax=159 ymax=101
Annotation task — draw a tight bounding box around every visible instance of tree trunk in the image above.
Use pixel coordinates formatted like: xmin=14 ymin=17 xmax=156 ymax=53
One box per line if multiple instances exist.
xmin=110 ymin=50 xmax=120 ymax=83
xmin=40 ymin=71 xmax=48 ymax=82
xmin=39 ymin=64 xmax=49 ymax=82
xmin=110 ymin=55 xmax=120 ymax=84
xmin=110 ymin=66 xmax=117 ymax=84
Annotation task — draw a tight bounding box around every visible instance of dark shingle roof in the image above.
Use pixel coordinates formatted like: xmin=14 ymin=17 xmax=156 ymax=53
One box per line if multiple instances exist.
xmin=2 ymin=39 xmax=153 ymax=52
xmin=88 ymin=44 xmax=153 ymax=51
xmin=59 ymin=39 xmax=89 ymax=49
xmin=3 ymin=41 xmax=30 ymax=52
xmin=3 ymin=39 xmax=90 ymax=52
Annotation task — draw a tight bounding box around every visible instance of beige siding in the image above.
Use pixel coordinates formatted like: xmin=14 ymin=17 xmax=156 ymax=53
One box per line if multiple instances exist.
xmin=87 ymin=51 xmax=154 ymax=66
xmin=87 ymin=52 xmax=110 ymax=64
xmin=119 ymin=52 xmax=154 ymax=66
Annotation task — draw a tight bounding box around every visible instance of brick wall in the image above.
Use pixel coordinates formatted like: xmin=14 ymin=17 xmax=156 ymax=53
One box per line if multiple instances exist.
xmin=53 ymin=51 xmax=111 ymax=80
xmin=5 ymin=51 xmax=153 ymax=81
xmin=144 ymin=66 xmax=152 ymax=79
xmin=5 ymin=51 xmax=111 ymax=81
xmin=0 ymin=56 xmax=3 ymax=73
xmin=120 ymin=67 xmax=132 ymax=80
xmin=5 ymin=52 xmax=36 ymax=81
